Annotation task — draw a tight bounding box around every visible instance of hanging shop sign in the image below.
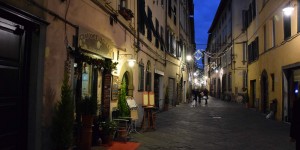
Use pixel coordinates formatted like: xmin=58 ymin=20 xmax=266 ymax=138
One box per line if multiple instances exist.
xmin=79 ymin=28 xmax=113 ymax=59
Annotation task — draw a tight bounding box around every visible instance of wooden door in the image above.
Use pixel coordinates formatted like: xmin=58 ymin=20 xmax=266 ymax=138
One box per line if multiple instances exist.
xmin=0 ymin=17 xmax=28 ymax=149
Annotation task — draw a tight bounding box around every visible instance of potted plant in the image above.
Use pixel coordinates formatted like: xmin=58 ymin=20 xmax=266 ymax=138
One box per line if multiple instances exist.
xmin=79 ymin=96 xmax=98 ymax=150
xmin=99 ymin=120 xmax=117 ymax=145
xmin=51 ymin=73 xmax=74 ymax=150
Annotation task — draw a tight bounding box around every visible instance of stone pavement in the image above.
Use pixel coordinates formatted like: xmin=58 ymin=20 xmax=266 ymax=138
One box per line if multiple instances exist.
xmin=129 ymin=96 xmax=296 ymax=150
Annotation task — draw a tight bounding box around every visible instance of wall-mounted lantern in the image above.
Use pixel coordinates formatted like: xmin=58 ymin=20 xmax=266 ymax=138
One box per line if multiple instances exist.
xmin=283 ymin=1 xmax=295 ymax=16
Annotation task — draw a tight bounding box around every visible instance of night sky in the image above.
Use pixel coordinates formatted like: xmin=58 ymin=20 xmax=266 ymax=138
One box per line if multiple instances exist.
xmin=194 ymin=0 xmax=220 ymax=68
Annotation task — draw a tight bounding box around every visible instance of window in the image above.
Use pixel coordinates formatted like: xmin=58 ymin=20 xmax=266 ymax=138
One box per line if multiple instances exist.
xmin=248 ymin=37 xmax=259 ymax=63
xmin=160 ymin=26 xmax=164 ymax=51
xmin=243 ymin=42 xmax=247 ymax=64
xmin=145 ymin=61 xmax=152 ymax=91
xmin=242 ymin=10 xmax=248 ymax=31
xmin=168 ymin=0 xmax=172 ymax=17
xmin=120 ymin=0 xmax=127 ymax=9
xmin=138 ymin=62 xmax=144 ymax=91
xmin=138 ymin=0 xmax=145 ymax=35
xmin=284 ymin=11 xmax=291 ymax=39
xmin=243 ymin=0 xmax=257 ymax=29
xmin=271 ymin=17 xmax=275 ymax=47
xmin=147 ymin=7 xmax=153 ymax=42
xmin=173 ymin=6 xmax=177 ymax=25
xmin=252 ymin=0 xmax=256 ymax=19
xmin=263 ymin=24 xmax=267 ymax=51
xmin=155 ymin=19 xmax=159 ymax=48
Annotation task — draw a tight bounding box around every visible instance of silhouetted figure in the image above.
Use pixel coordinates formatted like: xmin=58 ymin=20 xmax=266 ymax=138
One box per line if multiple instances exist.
xmin=201 ymin=88 xmax=209 ymax=105
xmin=290 ymin=98 xmax=300 ymax=150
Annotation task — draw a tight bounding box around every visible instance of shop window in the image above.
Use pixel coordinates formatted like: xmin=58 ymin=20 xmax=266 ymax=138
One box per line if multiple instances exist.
xmin=82 ymin=63 xmax=91 ymax=97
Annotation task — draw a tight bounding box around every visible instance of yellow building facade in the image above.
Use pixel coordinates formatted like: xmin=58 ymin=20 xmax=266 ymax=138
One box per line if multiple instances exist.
xmin=247 ymin=0 xmax=300 ymax=121
xmin=206 ymin=0 xmax=249 ymax=102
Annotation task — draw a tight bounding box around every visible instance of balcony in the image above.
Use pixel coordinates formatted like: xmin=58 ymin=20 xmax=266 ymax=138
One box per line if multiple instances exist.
xmin=119 ymin=7 xmax=134 ymax=21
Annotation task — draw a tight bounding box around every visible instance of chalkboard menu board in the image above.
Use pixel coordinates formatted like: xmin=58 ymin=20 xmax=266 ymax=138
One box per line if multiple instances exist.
xmin=102 ymin=73 xmax=111 ymax=119
xmin=111 ymin=76 xmax=119 ymax=102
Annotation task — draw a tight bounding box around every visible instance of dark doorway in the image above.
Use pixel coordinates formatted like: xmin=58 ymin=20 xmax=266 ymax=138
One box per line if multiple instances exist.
xmin=154 ymin=74 xmax=160 ymax=108
xmin=250 ymin=80 xmax=256 ymax=108
xmin=0 ymin=17 xmax=29 ymax=149
xmin=261 ymin=70 xmax=269 ymax=113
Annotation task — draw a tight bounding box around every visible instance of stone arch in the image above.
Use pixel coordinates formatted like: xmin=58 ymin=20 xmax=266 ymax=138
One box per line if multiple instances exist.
xmin=119 ymin=63 xmax=134 ymax=96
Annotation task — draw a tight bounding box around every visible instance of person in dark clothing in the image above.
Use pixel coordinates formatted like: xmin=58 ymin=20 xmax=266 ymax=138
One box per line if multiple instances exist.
xmin=291 ymin=98 xmax=300 ymax=150
xmin=201 ymin=88 xmax=209 ymax=105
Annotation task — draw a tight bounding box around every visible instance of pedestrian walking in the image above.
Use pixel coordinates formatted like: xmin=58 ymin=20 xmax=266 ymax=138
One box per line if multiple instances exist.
xmin=191 ymin=89 xmax=197 ymax=107
xmin=202 ymin=88 xmax=209 ymax=105
xmin=290 ymin=98 xmax=300 ymax=150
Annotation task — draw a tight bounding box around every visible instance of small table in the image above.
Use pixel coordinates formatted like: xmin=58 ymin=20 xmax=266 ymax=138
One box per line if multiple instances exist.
xmin=118 ymin=117 xmax=132 ymax=134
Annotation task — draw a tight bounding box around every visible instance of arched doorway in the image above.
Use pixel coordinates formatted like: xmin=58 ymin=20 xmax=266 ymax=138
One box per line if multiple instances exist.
xmin=261 ymin=70 xmax=269 ymax=113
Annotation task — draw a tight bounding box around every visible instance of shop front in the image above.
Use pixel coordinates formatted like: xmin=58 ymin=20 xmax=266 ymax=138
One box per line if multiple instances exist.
xmin=75 ymin=29 xmax=116 ymax=120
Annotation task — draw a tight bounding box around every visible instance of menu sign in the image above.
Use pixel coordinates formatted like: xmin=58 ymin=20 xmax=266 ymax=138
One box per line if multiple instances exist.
xmin=111 ymin=76 xmax=119 ymax=102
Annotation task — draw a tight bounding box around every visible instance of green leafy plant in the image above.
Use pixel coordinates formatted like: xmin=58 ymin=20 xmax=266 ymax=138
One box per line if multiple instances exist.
xmin=79 ymin=96 xmax=98 ymax=115
xmin=51 ymin=73 xmax=74 ymax=150
xmin=118 ymin=80 xmax=130 ymax=117
xmin=99 ymin=121 xmax=117 ymax=135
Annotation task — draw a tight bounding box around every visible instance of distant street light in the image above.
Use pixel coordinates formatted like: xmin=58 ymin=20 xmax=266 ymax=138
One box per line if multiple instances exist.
xmin=186 ymin=55 xmax=192 ymax=61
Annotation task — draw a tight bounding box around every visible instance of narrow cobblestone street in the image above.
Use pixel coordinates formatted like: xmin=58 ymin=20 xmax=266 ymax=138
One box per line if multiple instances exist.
xmin=130 ymin=97 xmax=296 ymax=150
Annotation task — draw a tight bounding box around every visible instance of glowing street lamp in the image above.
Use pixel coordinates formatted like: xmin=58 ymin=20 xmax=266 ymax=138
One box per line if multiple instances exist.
xmin=186 ymin=55 xmax=192 ymax=61
xmin=128 ymin=58 xmax=136 ymax=67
